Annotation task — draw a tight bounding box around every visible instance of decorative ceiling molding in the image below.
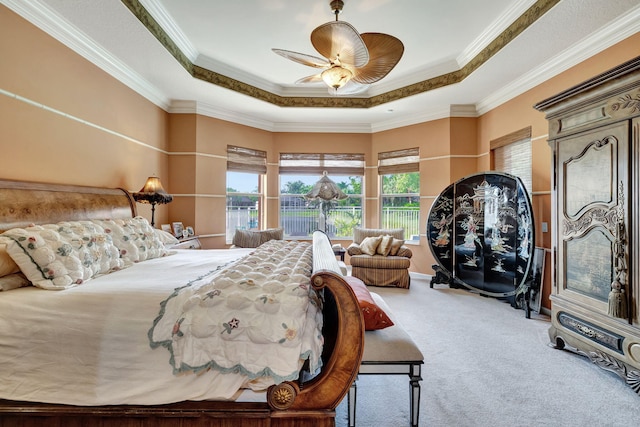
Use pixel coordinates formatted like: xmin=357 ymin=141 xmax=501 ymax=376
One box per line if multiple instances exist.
xmin=120 ymin=0 xmax=561 ymax=109
xmin=3 ymin=0 xmax=171 ymax=110
xmin=475 ymin=4 xmax=640 ymax=115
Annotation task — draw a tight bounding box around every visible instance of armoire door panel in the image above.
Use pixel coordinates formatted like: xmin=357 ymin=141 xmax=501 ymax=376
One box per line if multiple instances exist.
xmin=556 ymin=121 xmax=629 ymax=310
xmin=563 ymin=138 xmax=614 ymax=218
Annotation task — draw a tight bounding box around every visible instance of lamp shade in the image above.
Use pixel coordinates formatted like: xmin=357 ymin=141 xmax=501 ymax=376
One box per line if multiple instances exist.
xmin=133 ymin=176 xmax=173 ymax=205
xmin=132 ymin=176 xmax=173 ymax=227
xmin=304 ymin=171 xmax=348 ymax=201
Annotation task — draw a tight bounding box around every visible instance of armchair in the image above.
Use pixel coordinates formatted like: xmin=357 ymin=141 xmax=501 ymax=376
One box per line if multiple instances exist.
xmin=347 ymin=227 xmax=413 ymax=288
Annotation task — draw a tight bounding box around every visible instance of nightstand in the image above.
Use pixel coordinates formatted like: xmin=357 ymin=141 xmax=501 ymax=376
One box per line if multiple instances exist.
xmin=333 ymin=246 xmax=345 ymax=261
xmin=171 ymin=236 xmax=201 ymax=249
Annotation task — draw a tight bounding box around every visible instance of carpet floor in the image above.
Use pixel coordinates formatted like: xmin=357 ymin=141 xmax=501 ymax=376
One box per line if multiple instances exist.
xmin=335 ymin=273 xmax=640 ymax=427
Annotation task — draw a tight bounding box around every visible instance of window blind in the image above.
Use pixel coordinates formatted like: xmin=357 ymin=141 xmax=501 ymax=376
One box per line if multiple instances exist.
xmin=491 ymin=128 xmax=532 ymax=194
xmin=227 ymin=145 xmax=267 ymax=174
xmin=378 ymin=148 xmax=420 ymax=175
xmin=279 ymin=153 xmax=365 ymax=175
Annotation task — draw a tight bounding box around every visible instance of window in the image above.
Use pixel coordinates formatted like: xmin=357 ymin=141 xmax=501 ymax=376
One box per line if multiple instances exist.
xmin=279 ymin=153 xmax=364 ymax=238
xmin=226 ymin=145 xmax=266 ymax=241
xmin=491 ymin=127 xmax=532 ymax=195
xmin=379 ymin=148 xmax=420 ymax=240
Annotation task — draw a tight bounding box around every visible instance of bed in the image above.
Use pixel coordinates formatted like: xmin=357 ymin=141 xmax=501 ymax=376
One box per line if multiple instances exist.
xmin=0 ymin=178 xmax=364 ymax=427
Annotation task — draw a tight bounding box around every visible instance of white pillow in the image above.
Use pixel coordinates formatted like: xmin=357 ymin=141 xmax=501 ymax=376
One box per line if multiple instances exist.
xmin=93 ymin=217 xmax=167 ymax=264
xmin=0 ymin=220 xmax=124 ymax=290
xmin=360 ymin=236 xmax=383 ymax=256
xmin=376 ymin=235 xmax=394 ymax=256
xmin=155 ymin=228 xmax=180 ymax=246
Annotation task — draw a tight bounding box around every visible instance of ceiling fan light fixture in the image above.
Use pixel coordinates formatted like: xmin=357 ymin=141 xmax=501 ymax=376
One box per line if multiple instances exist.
xmin=273 ymin=0 xmax=403 ymax=95
xmin=321 ymin=65 xmax=352 ymax=89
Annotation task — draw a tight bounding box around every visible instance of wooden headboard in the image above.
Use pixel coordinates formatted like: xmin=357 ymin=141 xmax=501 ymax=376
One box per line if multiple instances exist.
xmin=0 ymin=179 xmax=136 ymax=232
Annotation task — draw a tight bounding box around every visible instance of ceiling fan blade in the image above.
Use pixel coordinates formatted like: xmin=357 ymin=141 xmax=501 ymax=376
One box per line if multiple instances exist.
xmin=272 ymin=49 xmax=330 ymax=68
xmin=311 ymin=21 xmax=369 ymax=68
xmin=352 ymin=33 xmax=404 ymax=84
xmin=295 ymin=74 xmax=324 ymax=84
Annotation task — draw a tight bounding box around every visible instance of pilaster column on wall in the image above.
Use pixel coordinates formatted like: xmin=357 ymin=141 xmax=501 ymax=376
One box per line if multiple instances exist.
xmin=265 ymin=155 xmax=280 ymax=229
xmin=364 ymin=162 xmax=380 ymax=228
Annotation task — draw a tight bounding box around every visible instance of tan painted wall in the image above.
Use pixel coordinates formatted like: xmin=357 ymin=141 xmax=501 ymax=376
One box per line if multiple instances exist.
xmin=0 ymin=6 xmax=169 ymax=224
xmin=3 ymin=5 xmax=640 ymax=305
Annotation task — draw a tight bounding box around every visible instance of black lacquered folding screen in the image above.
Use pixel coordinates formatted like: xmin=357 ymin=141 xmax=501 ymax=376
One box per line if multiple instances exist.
xmin=427 ymin=172 xmax=534 ymax=297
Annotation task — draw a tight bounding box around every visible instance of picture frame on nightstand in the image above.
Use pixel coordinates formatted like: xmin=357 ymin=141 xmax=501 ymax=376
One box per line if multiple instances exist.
xmin=161 ymin=224 xmax=171 ymax=233
xmin=172 ymin=222 xmax=184 ymax=238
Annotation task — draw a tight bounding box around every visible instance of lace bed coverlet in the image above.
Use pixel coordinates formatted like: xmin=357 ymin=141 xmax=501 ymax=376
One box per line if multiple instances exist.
xmin=149 ymin=240 xmax=324 ymax=389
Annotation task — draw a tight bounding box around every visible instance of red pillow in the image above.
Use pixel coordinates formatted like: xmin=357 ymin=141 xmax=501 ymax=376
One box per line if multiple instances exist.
xmin=343 ymin=276 xmax=394 ymax=330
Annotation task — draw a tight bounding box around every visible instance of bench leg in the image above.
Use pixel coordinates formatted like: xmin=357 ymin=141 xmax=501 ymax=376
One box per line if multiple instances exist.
xmin=348 ymin=377 xmax=357 ymax=427
xmin=408 ymin=363 xmax=422 ymax=427
xmin=409 ymin=375 xmax=421 ymax=427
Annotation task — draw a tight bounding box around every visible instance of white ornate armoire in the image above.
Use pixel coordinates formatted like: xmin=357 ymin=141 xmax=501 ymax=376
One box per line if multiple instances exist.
xmin=535 ymin=55 xmax=640 ymax=394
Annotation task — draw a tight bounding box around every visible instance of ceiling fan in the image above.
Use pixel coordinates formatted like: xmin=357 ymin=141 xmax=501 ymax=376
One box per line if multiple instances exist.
xmin=272 ymin=0 xmax=404 ymax=95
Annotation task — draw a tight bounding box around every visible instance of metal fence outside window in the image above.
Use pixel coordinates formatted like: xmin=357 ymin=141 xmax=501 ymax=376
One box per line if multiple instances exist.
xmin=227 ymin=205 xmax=420 ymax=240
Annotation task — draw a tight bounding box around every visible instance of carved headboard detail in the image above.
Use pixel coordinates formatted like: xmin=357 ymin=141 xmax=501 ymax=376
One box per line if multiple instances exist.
xmin=0 ymin=179 xmax=136 ymax=232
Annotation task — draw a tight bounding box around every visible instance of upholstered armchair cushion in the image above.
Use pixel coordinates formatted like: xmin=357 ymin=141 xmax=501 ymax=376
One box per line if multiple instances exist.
xmin=353 ymin=227 xmax=404 ymax=244
xmin=350 ymin=255 xmax=411 ymax=270
xmin=348 ymin=227 xmax=413 ymax=288
xmin=347 ymin=227 xmax=413 ymax=259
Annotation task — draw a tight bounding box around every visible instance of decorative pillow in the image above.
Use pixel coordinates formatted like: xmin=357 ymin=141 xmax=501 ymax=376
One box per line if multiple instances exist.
xmin=0 ymin=220 xmax=124 ymax=290
xmin=0 ymin=272 xmax=30 ymax=291
xmin=395 ymin=245 xmax=413 ymax=258
xmin=259 ymin=228 xmax=284 ymax=245
xmin=347 ymin=243 xmax=363 ymax=256
xmin=360 ymin=236 xmax=382 ymax=256
xmin=93 ymin=217 xmax=167 ymax=264
xmin=155 ymin=228 xmax=179 ymax=246
xmin=376 ymin=235 xmax=394 ymax=256
xmin=343 ymin=276 xmax=394 ymax=330
xmin=232 ymin=228 xmax=284 ymax=248
xmin=232 ymin=229 xmax=262 ymax=248
xmin=0 ymin=243 xmax=20 ymax=277
xmin=389 ymin=238 xmax=405 ymax=256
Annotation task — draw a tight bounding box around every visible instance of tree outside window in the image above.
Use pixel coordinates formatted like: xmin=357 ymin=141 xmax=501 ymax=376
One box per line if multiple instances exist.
xmin=226 ymin=171 xmax=261 ymax=241
xmin=379 ymin=148 xmax=420 ymax=240
xmin=226 ymin=146 xmax=266 ymax=242
xmin=381 ymin=172 xmax=420 ymax=238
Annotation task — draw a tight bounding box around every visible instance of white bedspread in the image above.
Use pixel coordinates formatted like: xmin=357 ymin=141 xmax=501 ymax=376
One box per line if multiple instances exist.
xmin=0 ymin=244 xmax=322 ymax=406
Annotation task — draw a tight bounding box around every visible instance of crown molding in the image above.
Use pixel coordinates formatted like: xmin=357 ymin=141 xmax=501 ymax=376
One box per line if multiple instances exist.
xmin=6 ymin=0 xmax=634 ymax=134
xmin=476 ymin=3 xmax=640 ymax=115
xmin=169 ymin=100 xmax=276 ymax=132
xmin=3 ymin=0 xmax=171 ymax=110
xmin=457 ymin=0 xmax=539 ymax=67
xmin=121 ymin=0 xmax=561 ymax=109
xmin=139 ymin=0 xmax=198 ymax=62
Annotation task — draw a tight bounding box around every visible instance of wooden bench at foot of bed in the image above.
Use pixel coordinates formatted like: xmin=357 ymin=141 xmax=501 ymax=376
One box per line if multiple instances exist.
xmin=348 ymin=292 xmax=424 ymax=427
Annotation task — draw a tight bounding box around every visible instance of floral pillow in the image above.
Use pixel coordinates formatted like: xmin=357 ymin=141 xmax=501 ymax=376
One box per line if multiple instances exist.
xmin=0 ymin=221 xmax=125 ymax=290
xmin=93 ymin=217 xmax=167 ymax=264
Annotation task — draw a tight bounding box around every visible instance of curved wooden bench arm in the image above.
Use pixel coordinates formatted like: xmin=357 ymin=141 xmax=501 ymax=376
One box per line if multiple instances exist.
xmin=268 ymin=269 xmax=364 ymax=411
